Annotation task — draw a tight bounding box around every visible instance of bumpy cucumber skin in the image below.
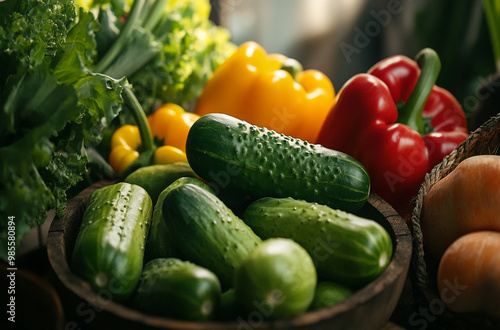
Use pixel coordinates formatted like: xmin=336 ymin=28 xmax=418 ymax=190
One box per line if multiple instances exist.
xmin=124 ymin=162 xmax=197 ymax=204
xmin=162 ymin=183 xmax=262 ymax=287
xmin=234 ymin=238 xmax=317 ymax=319
xmin=242 ymin=197 xmax=393 ymax=287
xmin=72 ymin=182 xmax=153 ymax=302
xmin=133 ymin=258 xmax=221 ymax=321
xmin=186 ymin=113 xmax=370 ymax=212
xmin=145 ymin=177 xmax=213 ymax=262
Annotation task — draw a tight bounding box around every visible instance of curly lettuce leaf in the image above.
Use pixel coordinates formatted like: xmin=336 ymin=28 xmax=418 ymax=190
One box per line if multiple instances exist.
xmin=0 ymin=0 xmax=124 ymax=260
xmin=0 ymin=0 xmax=78 ymax=87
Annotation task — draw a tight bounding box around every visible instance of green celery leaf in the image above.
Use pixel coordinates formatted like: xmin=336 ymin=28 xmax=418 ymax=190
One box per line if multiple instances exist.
xmin=1 ymin=63 xmax=76 ymax=147
xmin=0 ymin=67 xmax=80 ymax=260
xmin=53 ymin=9 xmax=99 ymax=84
xmin=95 ymin=5 xmax=122 ymax=56
xmin=101 ymin=27 xmax=161 ymax=79
xmin=73 ymin=73 xmax=125 ymax=143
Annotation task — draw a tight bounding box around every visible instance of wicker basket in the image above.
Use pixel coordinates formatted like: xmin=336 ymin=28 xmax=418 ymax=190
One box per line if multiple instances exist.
xmin=410 ymin=113 xmax=500 ymax=329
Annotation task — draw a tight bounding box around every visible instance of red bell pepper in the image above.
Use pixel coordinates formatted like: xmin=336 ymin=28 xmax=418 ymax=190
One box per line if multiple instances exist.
xmin=316 ymin=48 xmax=469 ymax=220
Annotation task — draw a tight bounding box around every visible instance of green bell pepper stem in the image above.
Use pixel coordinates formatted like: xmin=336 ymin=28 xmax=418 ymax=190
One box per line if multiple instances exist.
xmin=280 ymin=58 xmax=303 ymax=81
xmin=94 ymin=0 xmax=146 ymax=73
xmin=398 ymin=48 xmax=441 ymax=134
xmin=482 ymin=0 xmax=500 ymax=72
xmin=122 ymin=85 xmax=155 ymax=153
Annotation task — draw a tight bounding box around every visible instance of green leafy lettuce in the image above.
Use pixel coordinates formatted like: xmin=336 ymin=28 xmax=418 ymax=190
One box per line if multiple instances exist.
xmin=0 ymin=0 xmax=235 ymax=259
xmin=0 ymin=0 xmax=124 ymax=260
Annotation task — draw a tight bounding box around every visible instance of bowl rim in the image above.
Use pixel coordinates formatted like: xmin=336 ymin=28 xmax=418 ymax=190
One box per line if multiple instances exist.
xmin=47 ymin=181 xmax=412 ymax=329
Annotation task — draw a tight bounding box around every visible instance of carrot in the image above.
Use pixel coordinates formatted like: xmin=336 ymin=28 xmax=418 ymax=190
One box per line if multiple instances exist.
xmin=420 ymin=155 xmax=500 ymax=263
xmin=437 ymin=231 xmax=500 ymax=318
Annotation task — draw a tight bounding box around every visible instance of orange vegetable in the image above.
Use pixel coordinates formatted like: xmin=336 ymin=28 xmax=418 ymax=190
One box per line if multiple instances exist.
xmin=420 ymin=155 xmax=500 ymax=263
xmin=437 ymin=231 xmax=500 ymax=318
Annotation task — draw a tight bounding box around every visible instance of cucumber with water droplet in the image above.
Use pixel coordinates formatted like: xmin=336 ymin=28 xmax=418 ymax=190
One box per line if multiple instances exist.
xmin=161 ymin=183 xmax=262 ymax=287
xmin=132 ymin=258 xmax=221 ymax=321
xmin=71 ymin=182 xmax=153 ymax=302
xmin=186 ymin=113 xmax=370 ymax=212
xmin=242 ymin=197 xmax=393 ymax=288
xmin=145 ymin=176 xmax=213 ymax=261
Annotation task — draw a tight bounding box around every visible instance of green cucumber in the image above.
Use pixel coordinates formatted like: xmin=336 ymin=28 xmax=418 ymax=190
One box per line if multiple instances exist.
xmin=161 ymin=183 xmax=262 ymax=287
xmin=234 ymin=238 xmax=317 ymax=319
xmin=242 ymin=197 xmax=393 ymax=287
xmin=145 ymin=177 xmax=213 ymax=261
xmin=123 ymin=162 xmax=197 ymax=204
xmin=309 ymin=281 xmax=354 ymax=311
xmin=186 ymin=113 xmax=370 ymax=212
xmin=132 ymin=258 xmax=221 ymax=321
xmin=72 ymin=182 xmax=153 ymax=302
xmin=217 ymin=289 xmax=239 ymax=321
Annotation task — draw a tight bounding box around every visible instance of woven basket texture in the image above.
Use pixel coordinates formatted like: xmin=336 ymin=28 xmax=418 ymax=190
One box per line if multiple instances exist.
xmin=409 ymin=113 xmax=500 ymax=329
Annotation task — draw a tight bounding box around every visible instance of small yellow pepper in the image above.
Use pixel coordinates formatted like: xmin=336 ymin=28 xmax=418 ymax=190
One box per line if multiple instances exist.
xmin=108 ymin=103 xmax=200 ymax=175
xmin=147 ymin=103 xmax=199 ymax=153
xmin=194 ymin=41 xmax=336 ymax=143
xmin=108 ymin=125 xmax=141 ymax=175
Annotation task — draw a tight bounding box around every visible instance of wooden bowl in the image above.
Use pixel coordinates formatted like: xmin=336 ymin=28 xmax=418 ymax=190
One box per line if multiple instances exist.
xmin=47 ymin=181 xmax=411 ymax=329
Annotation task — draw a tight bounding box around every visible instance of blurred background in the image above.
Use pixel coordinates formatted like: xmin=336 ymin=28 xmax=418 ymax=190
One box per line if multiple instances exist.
xmin=209 ymin=0 xmax=497 ymax=125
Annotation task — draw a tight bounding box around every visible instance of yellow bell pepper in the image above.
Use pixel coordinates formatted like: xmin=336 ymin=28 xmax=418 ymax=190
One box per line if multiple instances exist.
xmin=147 ymin=103 xmax=199 ymax=153
xmin=194 ymin=41 xmax=336 ymax=143
xmin=108 ymin=125 xmax=142 ymax=175
xmin=108 ymin=103 xmax=200 ymax=176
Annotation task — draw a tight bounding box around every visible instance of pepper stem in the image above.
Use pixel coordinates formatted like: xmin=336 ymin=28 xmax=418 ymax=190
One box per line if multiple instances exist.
xmin=280 ymin=58 xmax=303 ymax=80
xmin=122 ymin=85 xmax=155 ymax=152
xmin=398 ymin=48 xmax=441 ymax=134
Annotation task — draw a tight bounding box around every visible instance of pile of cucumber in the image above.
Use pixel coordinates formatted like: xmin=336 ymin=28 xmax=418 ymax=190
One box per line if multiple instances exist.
xmin=71 ymin=114 xmax=393 ymax=322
